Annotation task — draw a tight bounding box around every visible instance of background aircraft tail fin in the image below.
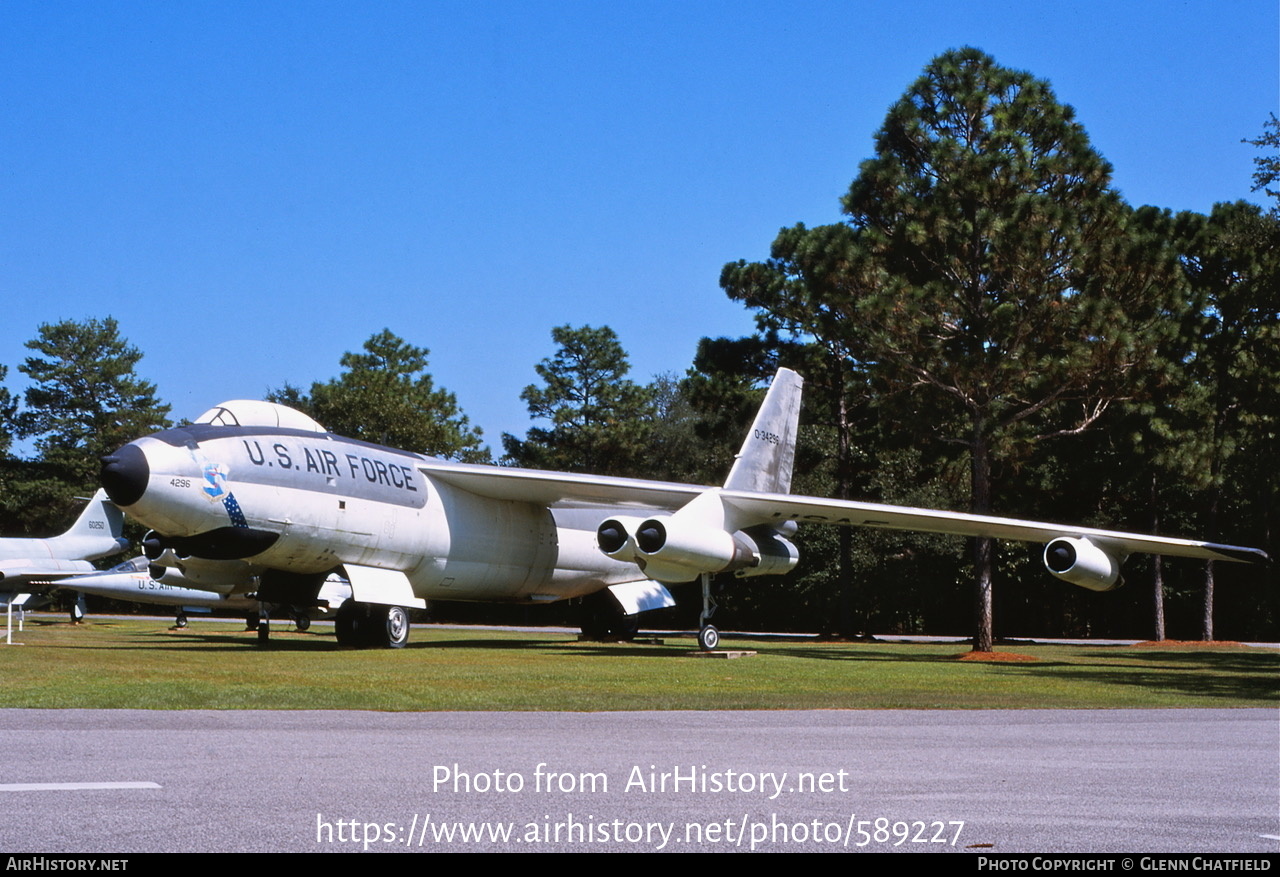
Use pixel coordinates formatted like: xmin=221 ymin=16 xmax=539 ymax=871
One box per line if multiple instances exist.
xmin=49 ymin=490 xmax=128 ymax=559
xmin=66 ymin=490 xmax=124 ymax=541
xmin=723 ymin=368 xmax=803 ymax=495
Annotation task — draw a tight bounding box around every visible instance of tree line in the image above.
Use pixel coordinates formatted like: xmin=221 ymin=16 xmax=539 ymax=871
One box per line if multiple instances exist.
xmin=1 ymin=49 xmax=1274 ymax=642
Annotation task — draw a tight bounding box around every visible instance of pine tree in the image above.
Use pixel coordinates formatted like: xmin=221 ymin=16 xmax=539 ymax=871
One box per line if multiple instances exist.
xmin=18 ymin=316 xmax=171 ymax=483
xmin=725 ymin=48 xmax=1184 ymax=649
xmin=275 ymin=330 xmax=489 ymax=463
xmin=502 ymin=325 xmax=655 ymax=476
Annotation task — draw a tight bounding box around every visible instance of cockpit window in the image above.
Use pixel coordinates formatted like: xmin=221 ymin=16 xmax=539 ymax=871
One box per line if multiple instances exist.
xmin=203 ymin=408 xmax=240 ymax=427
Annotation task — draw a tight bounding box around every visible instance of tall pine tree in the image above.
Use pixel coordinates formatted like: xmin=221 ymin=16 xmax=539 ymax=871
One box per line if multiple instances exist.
xmin=502 ymin=325 xmax=655 ymax=476
xmin=726 ymin=48 xmax=1183 ymax=649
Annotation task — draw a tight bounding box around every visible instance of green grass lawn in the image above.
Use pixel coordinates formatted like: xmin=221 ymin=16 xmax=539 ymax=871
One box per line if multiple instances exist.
xmin=1 ymin=617 xmax=1275 ymax=711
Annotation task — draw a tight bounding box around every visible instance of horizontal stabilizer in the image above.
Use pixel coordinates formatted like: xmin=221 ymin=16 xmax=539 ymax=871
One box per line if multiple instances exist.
xmin=0 ymin=559 xmax=96 ymax=585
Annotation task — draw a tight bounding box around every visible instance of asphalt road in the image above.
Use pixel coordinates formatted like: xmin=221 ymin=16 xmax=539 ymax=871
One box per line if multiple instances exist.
xmin=0 ymin=708 xmax=1276 ymax=853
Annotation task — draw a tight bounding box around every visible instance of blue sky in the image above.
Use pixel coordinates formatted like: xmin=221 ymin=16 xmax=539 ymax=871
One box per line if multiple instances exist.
xmin=1 ymin=1 xmax=1275 ymax=454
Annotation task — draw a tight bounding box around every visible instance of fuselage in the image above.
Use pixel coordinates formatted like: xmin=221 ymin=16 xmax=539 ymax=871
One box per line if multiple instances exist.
xmin=102 ymin=422 xmax=644 ymax=604
xmin=59 ymin=556 xmax=257 ymax=610
xmin=0 ymin=490 xmax=129 ymax=590
xmin=52 ymin=555 xmax=354 ymax=616
xmin=0 ymin=494 xmax=126 ymax=564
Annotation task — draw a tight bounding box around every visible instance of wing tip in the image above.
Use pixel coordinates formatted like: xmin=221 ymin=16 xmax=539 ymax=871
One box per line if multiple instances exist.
xmin=1207 ymin=544 xmax=1271 ymax=565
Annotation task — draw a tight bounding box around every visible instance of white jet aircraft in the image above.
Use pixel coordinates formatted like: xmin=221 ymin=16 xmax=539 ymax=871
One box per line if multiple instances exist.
xmin=98 ymin=369 xmax=1268 ymax=650
xmin=49 ymin=556 xmax=352 ymax=630
xmin=0 ymin=490 xmax=130 ymax=619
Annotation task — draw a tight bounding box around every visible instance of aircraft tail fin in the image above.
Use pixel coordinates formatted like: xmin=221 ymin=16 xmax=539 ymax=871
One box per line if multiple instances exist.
xmin=723 ymin=368 xmax=803 ymax=495
xmin=69 ymin=490 xmax=124 ymax=538
xmin=54 ymin=490 xmax=127 ymax=558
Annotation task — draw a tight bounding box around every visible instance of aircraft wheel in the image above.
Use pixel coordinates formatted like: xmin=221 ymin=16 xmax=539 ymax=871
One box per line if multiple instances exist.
xmin=384 ymin=606 xmax=410 ymax=649
xmin=579 ymin=591 xmax=638 ymax=641
xmin=257 ymin=617 xmax=270 ymax=643
xmin=579 ymin=607 xmax=609 ymax=640
xmin=295 ymin=615 xmax=311 ymax=633
xmin=244 ymin=614 xmax=260 ymax=632
xmin=613 ymin=613 xmax=640 ymax=641
xmin=175 ymin=613 xmax=188 ymax=629
xmin=698 ymin=625 xmax=720 ymax=652
xmin=335 ymin=603 xmax=358 ymax=646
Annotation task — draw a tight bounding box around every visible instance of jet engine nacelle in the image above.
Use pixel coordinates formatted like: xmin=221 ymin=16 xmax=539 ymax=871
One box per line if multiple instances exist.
xmin=739 ymin=528 xmax=801 ymax=578
xmin=596 ymin=517 xmax=799 ymax=583
xmin=1043 ymin=537 xmax=1123 ymax=592
xmin=635 ymin=517 xmax=757 ymax=581
xmin=596 ymin=516 xmax=649 ymax=561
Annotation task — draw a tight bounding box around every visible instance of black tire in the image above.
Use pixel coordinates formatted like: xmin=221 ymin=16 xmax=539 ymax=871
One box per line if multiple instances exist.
xmin=295 ymin=614 xmax=311 ymax=633
xmin=698 ymin=625 xmax=720 ymax=651
xmin=579 ymin=590 xmax=640 ymax=641
xmin=612 ymin=613 xmax=640 ymax=641
xmin=336 ymin=603 xmax=409 ymax=648
xmin=175 ymin=613 xmax=188 ymax=629
xmin=335 ymin=602 xmax=358 ymax=646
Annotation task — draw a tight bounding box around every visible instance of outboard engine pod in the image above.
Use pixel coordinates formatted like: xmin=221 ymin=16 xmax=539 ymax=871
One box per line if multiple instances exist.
xmin=1044 ymin=537 xmax=1122 ymax=592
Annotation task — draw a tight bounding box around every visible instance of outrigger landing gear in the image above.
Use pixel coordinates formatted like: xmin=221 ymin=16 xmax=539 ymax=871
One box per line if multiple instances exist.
xmin=697 ymin=572 xmax=719 ymax=652
xmin=174 ymin=611 xmax=188 ymax=629
xmin=257 ymin=608 xmax=270 ymax=644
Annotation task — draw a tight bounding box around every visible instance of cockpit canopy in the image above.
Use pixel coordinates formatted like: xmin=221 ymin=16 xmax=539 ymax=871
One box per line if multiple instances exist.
xmin=194 ymin=400 xmax=326 ymax=433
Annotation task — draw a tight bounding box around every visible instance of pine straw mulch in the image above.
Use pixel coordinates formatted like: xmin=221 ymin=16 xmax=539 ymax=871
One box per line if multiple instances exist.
xmin=955 ymin=651 xmax=1039 ymax=662
xmin=956 ymin=640 xmax=1252 ymax=661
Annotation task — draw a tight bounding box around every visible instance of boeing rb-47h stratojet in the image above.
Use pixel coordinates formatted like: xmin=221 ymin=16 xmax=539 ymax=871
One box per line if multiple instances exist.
xmin=99 ymin=369 xmax=1268 ymax=649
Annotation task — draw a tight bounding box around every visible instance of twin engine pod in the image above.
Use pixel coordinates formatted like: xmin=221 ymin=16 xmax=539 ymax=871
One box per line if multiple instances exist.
xmin=142 ymin=526 xmax=278 ymax=562
xmin=141 ymin=530 xmax=261 ymax=589
xmin=1043 ymin=536 xmax=1124 ymax=592
xmin=597 ymin=515 xmax=799 ymax=583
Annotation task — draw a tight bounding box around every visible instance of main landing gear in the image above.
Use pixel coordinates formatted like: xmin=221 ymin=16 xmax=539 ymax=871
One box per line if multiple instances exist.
xmin=578 ymin=590 xmax=640 ymax=642
xmin=697 ymin=572 xmax=719 ymax=652
xmin=335 ymin=602 xmax=410 ymax=649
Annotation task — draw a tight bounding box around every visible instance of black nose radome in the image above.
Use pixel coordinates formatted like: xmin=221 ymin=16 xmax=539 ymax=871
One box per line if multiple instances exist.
xmin=101 ymin=443 xmax=149 ymax=507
